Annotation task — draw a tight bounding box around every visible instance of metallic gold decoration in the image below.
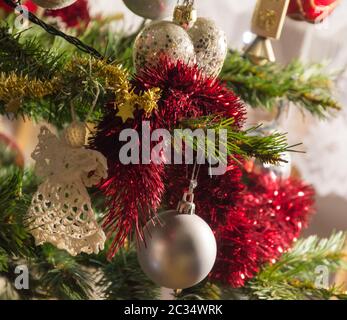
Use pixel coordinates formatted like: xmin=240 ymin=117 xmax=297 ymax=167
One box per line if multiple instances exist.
xmin=246 ymin=0 xmax=290 ymax=65
xmin=0 ymin=72 xmax=59 ymax=109
xmin=173 ymin=3 xmax=197 ymax=29
xmin=72 ymin=58 xmax=161 ymax=120
xmin=245 ymin=36 xmax=276 ymax=65
xmin=64 ymin=121 xmax=87 ymax=147
xmin=251 ymin=0 xmax=290 ymax=39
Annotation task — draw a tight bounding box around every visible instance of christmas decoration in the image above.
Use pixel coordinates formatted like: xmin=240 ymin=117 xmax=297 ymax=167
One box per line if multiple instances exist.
xmin=165 ymin=163 xmax=314 ymax=288
xmin=92 ymin=58 xmax=245 ymax=257
xmin=134 ymin=3 xmax=227 ymax=77
xmin=212 ymin=172 xmax=315 ymax=287
xmin=245 ymin=0 xmax=290 ymax=65
xmin=133 ymin=21 xmax=195 ymax=73
xmin=133 ymin=58 xmax=245 ymax=127
xmin=32 ymin=0 xmax=77 ymax=10
xmin=26 ymin=125 xmax=107 ymax=256
xmin=122 ymin=0 xmax=176 ymax=20
xmin=137 ymin=180 xmax=217 ymax=289
xmin=44 ymin=0 xmax=90 ymax=28
xmin=287 ymin=0 xmax=341 ymax=23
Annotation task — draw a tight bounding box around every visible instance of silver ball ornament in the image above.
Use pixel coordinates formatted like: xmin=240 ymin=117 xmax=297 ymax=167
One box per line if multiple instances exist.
xmin=137 ymin=210 xmax=217 ymax=289
xmin=188 ymin=18 xmax=228 ymax=78
xmin=122 ymin=0 xmax=176 ymax=20
xmin=32 ymin=0 xmax=77 ymax=10
xmin=133 ymin=21 xmax=195 ymax=70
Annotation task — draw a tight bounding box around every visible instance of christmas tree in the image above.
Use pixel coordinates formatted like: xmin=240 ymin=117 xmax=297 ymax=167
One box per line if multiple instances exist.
xmin=0 ymin=0 xmax=346 ymax=301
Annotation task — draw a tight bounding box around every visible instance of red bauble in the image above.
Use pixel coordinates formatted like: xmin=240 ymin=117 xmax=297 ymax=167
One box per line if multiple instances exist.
xmin=44 ymin=0 xmax=90 ymax=28
xmin=0 ymin=1 xmax=37 ymax=14
xmin=287 ymin=0 xmax=341 ymax=23
xmin=91 ymin=58 xmax=246 ymax=258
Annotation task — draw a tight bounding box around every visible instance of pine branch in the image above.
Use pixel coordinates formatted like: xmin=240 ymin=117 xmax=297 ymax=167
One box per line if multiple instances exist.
xmin=0 ymin=169 xmax=33 ymax=259
xmin=221 ymin=51 xmax=341 ymax=118
xmin=96 ymin=246 xmax=161 ymax=300
xmin=179 ymin=116 xmax=302 ymax=165
xmin=247 ymin=232 xmax=347 ymax=300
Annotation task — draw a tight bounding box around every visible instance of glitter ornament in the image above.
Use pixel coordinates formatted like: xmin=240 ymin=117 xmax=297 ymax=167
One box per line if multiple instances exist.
xmin=187 ymin=18 xmax=228 ymax=78
xmin=137 ymin=183 xmax=217 ymax=289
xmin=134 ymin=4 xmax=227 ymax=77
xmin=63 ymin=121 xmax=87 ymax=148
xmin=32 ymin=0 xmax=77 ymax=10
xmin=133 ymin=21 xmax=195 ymax=71
xmin=26 ymin=126 xmax=107 ymax=256
xmin=122 ymin=0 xmax=176 ymax=20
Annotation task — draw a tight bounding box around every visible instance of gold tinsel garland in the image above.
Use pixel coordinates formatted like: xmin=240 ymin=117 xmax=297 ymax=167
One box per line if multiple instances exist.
xmin=0 ymin=72 xmax=60 ymax=112
xmin=0 ymin=58 xmax=161 ymax=119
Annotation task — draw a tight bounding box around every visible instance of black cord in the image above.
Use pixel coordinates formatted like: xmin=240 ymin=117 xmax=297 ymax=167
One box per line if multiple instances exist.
xmin=2 ymin=0 xmax=109 ymax=62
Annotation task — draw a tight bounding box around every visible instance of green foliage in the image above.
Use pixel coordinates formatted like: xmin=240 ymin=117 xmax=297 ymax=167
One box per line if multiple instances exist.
xmin=247 ymin=232 xmax=347 ymax=300
xmin=0 ymin=170 xmax=32 ymax=258
xmin=221 ymin=51 xmax=341 ymax=117
xmin=96 ymin=246 xmax=161 ymax=300
xmin=180 ymin=116 xmax=302 ymax=165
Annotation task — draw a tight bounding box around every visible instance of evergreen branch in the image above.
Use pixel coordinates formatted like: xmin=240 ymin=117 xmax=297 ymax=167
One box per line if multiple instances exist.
xmin=96 ymin=246 xmax=161 ymax=300
xmin=31 ymin=245 xmax=94 ymax=300
xmin=221 ymin=51 xmax=341 ymax=118
xmin=0 ymin=25 xmax=63 ymax=79
xmin=0 ymin=169 xmax=33 ymax=258
xmin=0 ymin=27 xmax=160 ymax=126
xmin=3 ymin=0 xmax=106 ymax=61
xmin=247 ymin=232 xmax=347 ymax=300
xmin=179 ymin=115 xmax=302 ymax=165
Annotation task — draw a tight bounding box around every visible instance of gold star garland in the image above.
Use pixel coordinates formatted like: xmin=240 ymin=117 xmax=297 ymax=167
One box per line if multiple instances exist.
xmin=69 ymin=58 xmax=161 ymax=122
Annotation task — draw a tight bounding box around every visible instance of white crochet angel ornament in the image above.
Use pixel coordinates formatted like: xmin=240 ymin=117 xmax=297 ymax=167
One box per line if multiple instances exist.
xmin=26 ymin=123 xmax=108 ymax=256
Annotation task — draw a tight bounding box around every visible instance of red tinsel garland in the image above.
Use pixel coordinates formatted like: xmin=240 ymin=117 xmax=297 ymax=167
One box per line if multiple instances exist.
xmin=91 ymin=58 xmax=246 ymax=258
xmin=213 ymin=172 xmax=315 ymax=287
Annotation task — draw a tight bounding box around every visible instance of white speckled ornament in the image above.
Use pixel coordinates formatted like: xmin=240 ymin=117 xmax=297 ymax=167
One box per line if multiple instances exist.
xmin=133 ymin=10 xmax=227 ymax=77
